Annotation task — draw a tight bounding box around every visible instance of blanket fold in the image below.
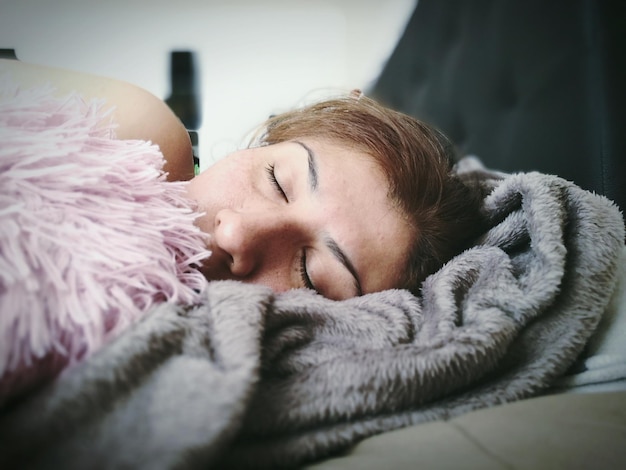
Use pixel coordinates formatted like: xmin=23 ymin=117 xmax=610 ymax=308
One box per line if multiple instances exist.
xmin=0 ymin=158 xmax=624 ymax=469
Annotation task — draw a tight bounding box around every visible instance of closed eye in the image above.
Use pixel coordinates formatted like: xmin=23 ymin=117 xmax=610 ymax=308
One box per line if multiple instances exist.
xmin=299 ymin=249 xmax=317 ymax=292
xmin=265 ymin=163 xmax=288 ymax=202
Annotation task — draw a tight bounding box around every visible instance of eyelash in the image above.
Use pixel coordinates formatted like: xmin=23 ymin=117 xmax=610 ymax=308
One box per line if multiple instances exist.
xmin=299 ymin=249 xmax=316 ymax=291
xmin=265 ymin=163 xmax=316 ymax=292
xmin=265 ymin=163 xmax=288 ymax=202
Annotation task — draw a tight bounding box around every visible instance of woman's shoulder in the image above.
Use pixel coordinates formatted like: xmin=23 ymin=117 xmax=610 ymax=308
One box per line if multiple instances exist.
xmin=0 ymin=59 xmax=194 ymax=181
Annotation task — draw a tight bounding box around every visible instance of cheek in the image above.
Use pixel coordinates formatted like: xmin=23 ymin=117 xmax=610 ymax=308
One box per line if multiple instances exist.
xmin=185 ymin=162 xmax=233 ymax=230
xmin=189 ymin=155 xmax=245 ymax=203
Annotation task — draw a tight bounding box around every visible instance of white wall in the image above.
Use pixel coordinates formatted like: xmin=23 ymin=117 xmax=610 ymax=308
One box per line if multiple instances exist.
xmin=0 ymin=0 xmax=416 ymax=169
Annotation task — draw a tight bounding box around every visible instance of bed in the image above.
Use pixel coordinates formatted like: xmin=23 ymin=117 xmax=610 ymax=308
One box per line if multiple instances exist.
xmin=1 ymin=0 xmax=625 ymax=469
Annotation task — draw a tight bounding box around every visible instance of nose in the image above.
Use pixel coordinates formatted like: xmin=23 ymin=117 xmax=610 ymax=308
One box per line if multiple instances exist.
xmin=213 ymin=207 xmax=301 ymax=279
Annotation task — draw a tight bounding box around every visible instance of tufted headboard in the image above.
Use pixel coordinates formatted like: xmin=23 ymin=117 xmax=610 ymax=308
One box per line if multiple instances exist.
xmin=370 ymin=0 xmax=626 ymax=212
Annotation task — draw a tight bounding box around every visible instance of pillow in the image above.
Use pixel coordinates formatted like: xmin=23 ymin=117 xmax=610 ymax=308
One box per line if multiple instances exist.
xmin=0 ymin=77 xmax=211 ymax=406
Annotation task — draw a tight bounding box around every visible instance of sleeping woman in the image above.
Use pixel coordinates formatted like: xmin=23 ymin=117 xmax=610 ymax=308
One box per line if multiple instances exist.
xmin=1 ymin=58 xmax=483 ymax=301
xmin=2 ymin=54 xmax=624 ymax=470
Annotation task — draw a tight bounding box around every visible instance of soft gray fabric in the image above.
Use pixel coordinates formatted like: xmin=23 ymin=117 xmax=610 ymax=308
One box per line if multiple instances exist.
xmin=0 ymin=159 xmax=624 ymax=469
xmin=552 ymin=246 xmax=626 ymax=394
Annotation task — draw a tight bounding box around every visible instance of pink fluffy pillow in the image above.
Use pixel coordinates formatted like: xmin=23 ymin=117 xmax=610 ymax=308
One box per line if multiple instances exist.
xmin=0 ymin=78 xmax=211 ymax=406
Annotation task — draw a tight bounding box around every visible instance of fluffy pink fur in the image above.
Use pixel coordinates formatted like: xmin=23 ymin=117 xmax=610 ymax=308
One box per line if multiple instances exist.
xmin=0 ymin=78 xmax=211 ymax=405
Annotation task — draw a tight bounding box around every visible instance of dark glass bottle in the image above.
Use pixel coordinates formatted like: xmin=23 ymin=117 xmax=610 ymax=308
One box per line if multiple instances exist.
xmin=164 ymin=50 xmax=201 ymax=173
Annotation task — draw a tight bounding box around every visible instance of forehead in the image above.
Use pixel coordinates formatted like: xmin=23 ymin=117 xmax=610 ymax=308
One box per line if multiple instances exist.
xmin=305 ymin=139 xmax=414 ymax=293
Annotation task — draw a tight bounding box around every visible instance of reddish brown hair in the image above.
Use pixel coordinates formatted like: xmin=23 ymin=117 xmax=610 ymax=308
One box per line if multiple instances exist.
xmin=252 ymin=93 xmax=483 ymax=294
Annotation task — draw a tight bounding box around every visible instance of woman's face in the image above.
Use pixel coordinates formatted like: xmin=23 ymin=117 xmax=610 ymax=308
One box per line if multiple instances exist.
xmin=186 ymin=138 xmax=413 ymax=300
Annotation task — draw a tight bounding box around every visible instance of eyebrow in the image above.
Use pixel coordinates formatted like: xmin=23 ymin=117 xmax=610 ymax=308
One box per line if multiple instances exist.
xmin=293 ymin=140 xmax=318 ymax=191
xmin=325 ymin=237 xmax=363 ymax=296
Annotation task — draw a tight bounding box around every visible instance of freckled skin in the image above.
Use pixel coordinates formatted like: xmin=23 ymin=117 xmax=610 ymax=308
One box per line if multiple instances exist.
xmin=1 ymin=60 xmax=413 ymax=300
xmin=186 ymin=139 xmax=413 ymax=300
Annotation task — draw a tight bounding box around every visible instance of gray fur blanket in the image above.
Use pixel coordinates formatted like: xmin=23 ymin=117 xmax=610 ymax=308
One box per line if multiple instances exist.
xmin=0 ymin=158 xmax=624 ymax=469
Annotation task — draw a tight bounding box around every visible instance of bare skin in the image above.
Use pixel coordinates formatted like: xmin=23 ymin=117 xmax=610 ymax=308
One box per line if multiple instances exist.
xmin=0 ymin=59 xmax=194 ymax=181
xmin=186 ymin=139 xmax=413 ymax=300
xmin=1 ymin=60 xmax=414 ymax=299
